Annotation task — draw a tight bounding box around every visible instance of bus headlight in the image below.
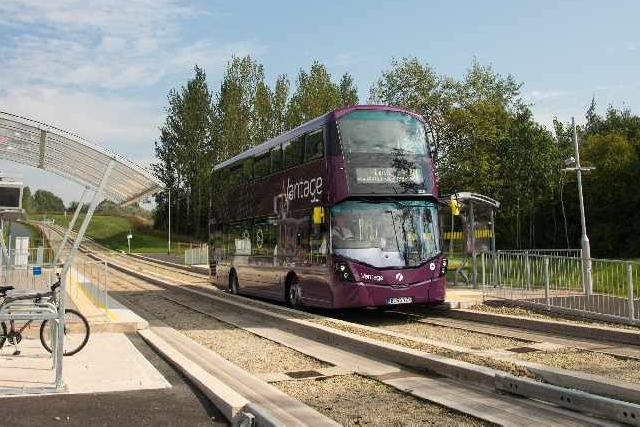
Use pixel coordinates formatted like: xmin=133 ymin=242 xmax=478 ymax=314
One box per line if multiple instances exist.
xmin=334 ymin=262 xmax=356 ymax=282
xmin=440 ymin=258 xmax=448 ymax=276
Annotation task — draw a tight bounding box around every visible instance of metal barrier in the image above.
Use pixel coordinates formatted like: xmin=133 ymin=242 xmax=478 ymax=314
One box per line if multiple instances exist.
xmin=184 ymin=246 xmax=208 ymax=266
xmin=3 ymin=247 xmax=57 ymax=268
xmin=497 ymin=249 xmax=582 ymax=258
xmin=481 ymin=252 xmax=640 ymax=326
xmin=0 ymin=261 xmax=109 ymax=312
xmin=0 ymin=265 xmax=60 ymax=291
xmin=67 ymin=261 xmax=109 ymax=311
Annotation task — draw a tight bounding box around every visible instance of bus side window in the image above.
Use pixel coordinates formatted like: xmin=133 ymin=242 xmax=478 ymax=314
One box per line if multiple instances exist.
xmin=243 ymin=158 xmax=253 ymax=182
xmin=270 ymin=145 xmax=283 ymax=173
xmin=304 ymin=129 xmax=324 ymax=161
xmin=254 ymin=152 xmax=270 ymax=178
xmin=229 ymin=165 xmax=243 ymax=186
xmin=284 ymin=136 xmax=304 ymax=169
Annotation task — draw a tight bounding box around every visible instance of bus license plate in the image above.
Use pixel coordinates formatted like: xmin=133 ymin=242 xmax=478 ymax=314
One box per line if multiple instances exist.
xmin=387 ymin=296 xmax=412 ymax=305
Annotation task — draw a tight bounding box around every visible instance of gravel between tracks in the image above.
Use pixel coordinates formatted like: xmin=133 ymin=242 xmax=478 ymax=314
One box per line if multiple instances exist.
xmin=515 ymin=348 xmax=640 ymax=384
xmin=370 ymin=320 xmax=529 ymax=350
xmin=274 ymin=375 xmax=491 ymax=427
xmin=469 ymin=303 xmax=640 ymax=330
xmin=122 ymin=293 xmax=330 ymax=374
xmin=312 ymin=319 xmax=535 ymax=378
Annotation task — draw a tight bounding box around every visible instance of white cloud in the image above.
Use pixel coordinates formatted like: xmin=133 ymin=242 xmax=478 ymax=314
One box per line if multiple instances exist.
xmin=525 ymin=90 xmax=571 ymax=101
xmin=0 ymin=1 xmax=263 ymax=204
xmin=0 ymin=85 xmax=161 ymax=155
xmin=0 ymin=1 xmax=238 ymax=92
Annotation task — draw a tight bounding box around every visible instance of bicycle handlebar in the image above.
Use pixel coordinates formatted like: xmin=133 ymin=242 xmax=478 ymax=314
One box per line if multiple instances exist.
xmin=50 ymin=273 xmax=61 ymax=292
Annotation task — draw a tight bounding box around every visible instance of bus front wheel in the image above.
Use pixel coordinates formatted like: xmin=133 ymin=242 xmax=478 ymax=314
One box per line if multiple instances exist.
xmin=229 ymin=271 xmax=239 ymax=295
xmin=286 ymin=276 xmax=303 ymax=308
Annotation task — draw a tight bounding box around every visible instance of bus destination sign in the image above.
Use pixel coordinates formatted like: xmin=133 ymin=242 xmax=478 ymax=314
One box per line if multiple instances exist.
xmin=355 ymin=167 xmax=423 ymax=184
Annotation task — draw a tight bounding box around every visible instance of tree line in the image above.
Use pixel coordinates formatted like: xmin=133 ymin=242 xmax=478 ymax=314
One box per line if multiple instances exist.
xmin=153 ymin=56 xmax=640 ymax=258
xmin=20 ymin=187 xmax=151 ymax=220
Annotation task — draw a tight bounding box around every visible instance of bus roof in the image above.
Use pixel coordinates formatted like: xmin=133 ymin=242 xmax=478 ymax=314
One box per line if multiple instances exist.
xmin=213 ymin=104 xmax=424 ymax=171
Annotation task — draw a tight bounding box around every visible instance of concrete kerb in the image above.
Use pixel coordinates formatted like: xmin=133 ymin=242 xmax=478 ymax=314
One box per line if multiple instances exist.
xmin=447 ymin=309 xmax=640 ymax=346
xmin=128 ymin=253 xmax=209 ymax=275
xmin=495 ymin=373 xmax=640 ymax=426
xmin=138 ymin=328 xmax=249 ymax=424
xmin=94 ymin=255 xmax=640 ymax=420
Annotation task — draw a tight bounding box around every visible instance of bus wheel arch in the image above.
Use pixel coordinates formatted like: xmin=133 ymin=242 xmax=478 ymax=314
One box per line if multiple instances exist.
xmin=229 ymin=269 xmax=239 ymax=295
xmin=285 ymin=272 xmax=303 ymax=308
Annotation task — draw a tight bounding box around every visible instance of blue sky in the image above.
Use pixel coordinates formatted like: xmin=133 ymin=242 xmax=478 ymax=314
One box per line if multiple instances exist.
xmin=0 ymin=0 xmax=638 ymax=205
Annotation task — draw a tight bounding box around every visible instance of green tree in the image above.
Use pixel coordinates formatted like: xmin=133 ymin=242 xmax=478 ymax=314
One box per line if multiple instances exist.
xmin=21 ymin=186 xmax=33 ymax=213
xmin=272 ymin=75 xmax=290 ymax=135
xmin=214 ymin=55 xmax=266 ymax=162
xmin=32 ymin=189 xmax=65 ymax=212
xmin=286 ymin=61 xmax=342 ymax=128
xmin=153 ymin=65 xmax=215 ymax=238
xmin=338 ymin=73 xmax=359 ymax=106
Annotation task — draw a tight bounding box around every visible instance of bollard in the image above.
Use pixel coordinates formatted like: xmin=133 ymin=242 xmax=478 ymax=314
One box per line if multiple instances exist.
xmin=544 ymin=257 xmax=550 ymax=310
xmin=628 ymin=263 xmax=635 ymax=322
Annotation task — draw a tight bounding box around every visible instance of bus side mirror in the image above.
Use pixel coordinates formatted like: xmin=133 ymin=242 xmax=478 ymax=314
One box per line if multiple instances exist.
xmin=312 ymin=206 xmax=325 ymax=225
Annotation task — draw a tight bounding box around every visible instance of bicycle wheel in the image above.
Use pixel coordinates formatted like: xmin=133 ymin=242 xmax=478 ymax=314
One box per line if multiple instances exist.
xmin=40 ymin=309 xmax=90 ymax=356
xmin=0 ymin=322 xmax=6 ymax=349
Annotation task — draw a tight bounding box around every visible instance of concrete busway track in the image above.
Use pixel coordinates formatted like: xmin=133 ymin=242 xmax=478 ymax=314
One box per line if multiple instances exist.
xmin=114 ymin=241 xmax=640 ymax=382
xmin=84 ymin=251 xmax=640 ymax=426
xmin=89 ymin=257 xmax=490 ymax=426
xmin=47 ymin=226 xmax=640 ymax=426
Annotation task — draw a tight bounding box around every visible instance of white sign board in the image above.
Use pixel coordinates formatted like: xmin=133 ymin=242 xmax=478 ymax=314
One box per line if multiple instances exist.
xmin=15 ymin=236 xmax=29 ymax=267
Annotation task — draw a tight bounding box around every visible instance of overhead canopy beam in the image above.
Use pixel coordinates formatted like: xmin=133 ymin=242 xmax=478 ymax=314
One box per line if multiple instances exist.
xmin=0 ymin=111 xmax=163 ymax=205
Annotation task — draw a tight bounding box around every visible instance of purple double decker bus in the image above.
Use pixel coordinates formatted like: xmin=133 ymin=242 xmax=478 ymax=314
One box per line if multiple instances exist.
xmin=209 ymin=105 xmax=447 ymax=309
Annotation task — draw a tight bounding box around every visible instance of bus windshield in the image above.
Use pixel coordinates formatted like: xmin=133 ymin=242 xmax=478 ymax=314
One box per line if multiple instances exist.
xmin=337 ymin=110 xmax=427 ymax=155
xmin=331 ymin=200 xmax=440 ymax=268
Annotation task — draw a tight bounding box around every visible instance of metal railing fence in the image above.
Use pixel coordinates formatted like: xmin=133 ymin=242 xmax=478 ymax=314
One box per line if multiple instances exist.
xmin=0 ymin=261 xmax=109 ymax=310
xmin=496 ymin=248 xmax=582 ymax=258
xmin=481 ymin=251 xmax=640 ymax=326
xmin=184 ymin=245 xmax=208 ymax=265
xmin=68 ymin=261 xmax=109 ymax=311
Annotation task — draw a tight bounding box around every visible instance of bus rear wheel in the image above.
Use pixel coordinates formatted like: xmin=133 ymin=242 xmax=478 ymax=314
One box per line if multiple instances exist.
xmin=229 ymin=271 xmax=239 ymax=295
xmin=286 ymin=276 xmax=303 ymax=308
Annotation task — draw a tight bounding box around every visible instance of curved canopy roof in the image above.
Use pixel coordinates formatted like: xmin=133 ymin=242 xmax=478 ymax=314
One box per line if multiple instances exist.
xmin=0 ymin=111 xmax=163 ymax=205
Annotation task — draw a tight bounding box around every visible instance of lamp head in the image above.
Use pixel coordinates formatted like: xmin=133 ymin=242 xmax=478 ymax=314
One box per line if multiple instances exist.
xmin=564 ymin=156 xmax=576 ymax=166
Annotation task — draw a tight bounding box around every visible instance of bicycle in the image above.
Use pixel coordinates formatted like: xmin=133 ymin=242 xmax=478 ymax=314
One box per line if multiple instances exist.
xmin=0 ymin=274 xmax=90 ymax=356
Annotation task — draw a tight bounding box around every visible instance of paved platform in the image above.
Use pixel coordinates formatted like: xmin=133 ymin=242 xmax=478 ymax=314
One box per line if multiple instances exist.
xmin=445 ymin=285 xmax=486 ymax=308
xmin=0 ymin=334 xmax=169 ymax=394
xmin=0 ymin=333 xmax=226 ymax=427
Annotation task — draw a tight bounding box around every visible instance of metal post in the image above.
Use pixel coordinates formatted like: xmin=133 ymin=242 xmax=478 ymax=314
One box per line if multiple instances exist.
xmin=168 ymin=188 xmax=171 ymax=254
xmin=628 ymin=263 xmax=635 ymax=322
xmin=56 ymin=186 xmax=89 ymax=264
xmin=470 ymin=201 xmax=477 ymax=288
xmin=449 ymin=208 xmax=454 ymax=254
xmin=572 ymin=117 xmax=593 ymax=296
xmin=57 ymin=160 xmax=115 ymax=390
xmin=544 ymin=256 xmax=550 ymax=310
xmin=481 ymin=252 xmax=485 ymax=288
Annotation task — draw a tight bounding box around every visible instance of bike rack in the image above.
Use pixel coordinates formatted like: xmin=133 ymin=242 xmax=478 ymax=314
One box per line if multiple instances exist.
xmin=0 ymin=299 xmax=64 ymax=395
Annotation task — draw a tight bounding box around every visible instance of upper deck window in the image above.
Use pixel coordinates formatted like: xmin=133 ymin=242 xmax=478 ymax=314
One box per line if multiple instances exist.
xmin=337 ymin=110 xmax=428 ymax=156
xmin=254 ymin=152 xmax=270 ymax=178
xmin=284 ymin=136 xmax=304 ymax=169
xmin=304 ymin=129 xmax=324 ymax=161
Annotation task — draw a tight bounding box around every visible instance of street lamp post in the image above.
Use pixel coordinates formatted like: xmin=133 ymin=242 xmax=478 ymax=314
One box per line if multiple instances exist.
xmin=167 ymin=188 xmax=171 ymax=255
xmin=563 ymin=117 xmax=594 ymax=296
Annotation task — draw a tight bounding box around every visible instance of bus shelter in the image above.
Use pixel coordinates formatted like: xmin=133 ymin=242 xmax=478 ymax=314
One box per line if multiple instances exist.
xmin=0 ymin=111 xmax=163 ymax=393
xmin=441 ymin=192 xmax=499 ymax=288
